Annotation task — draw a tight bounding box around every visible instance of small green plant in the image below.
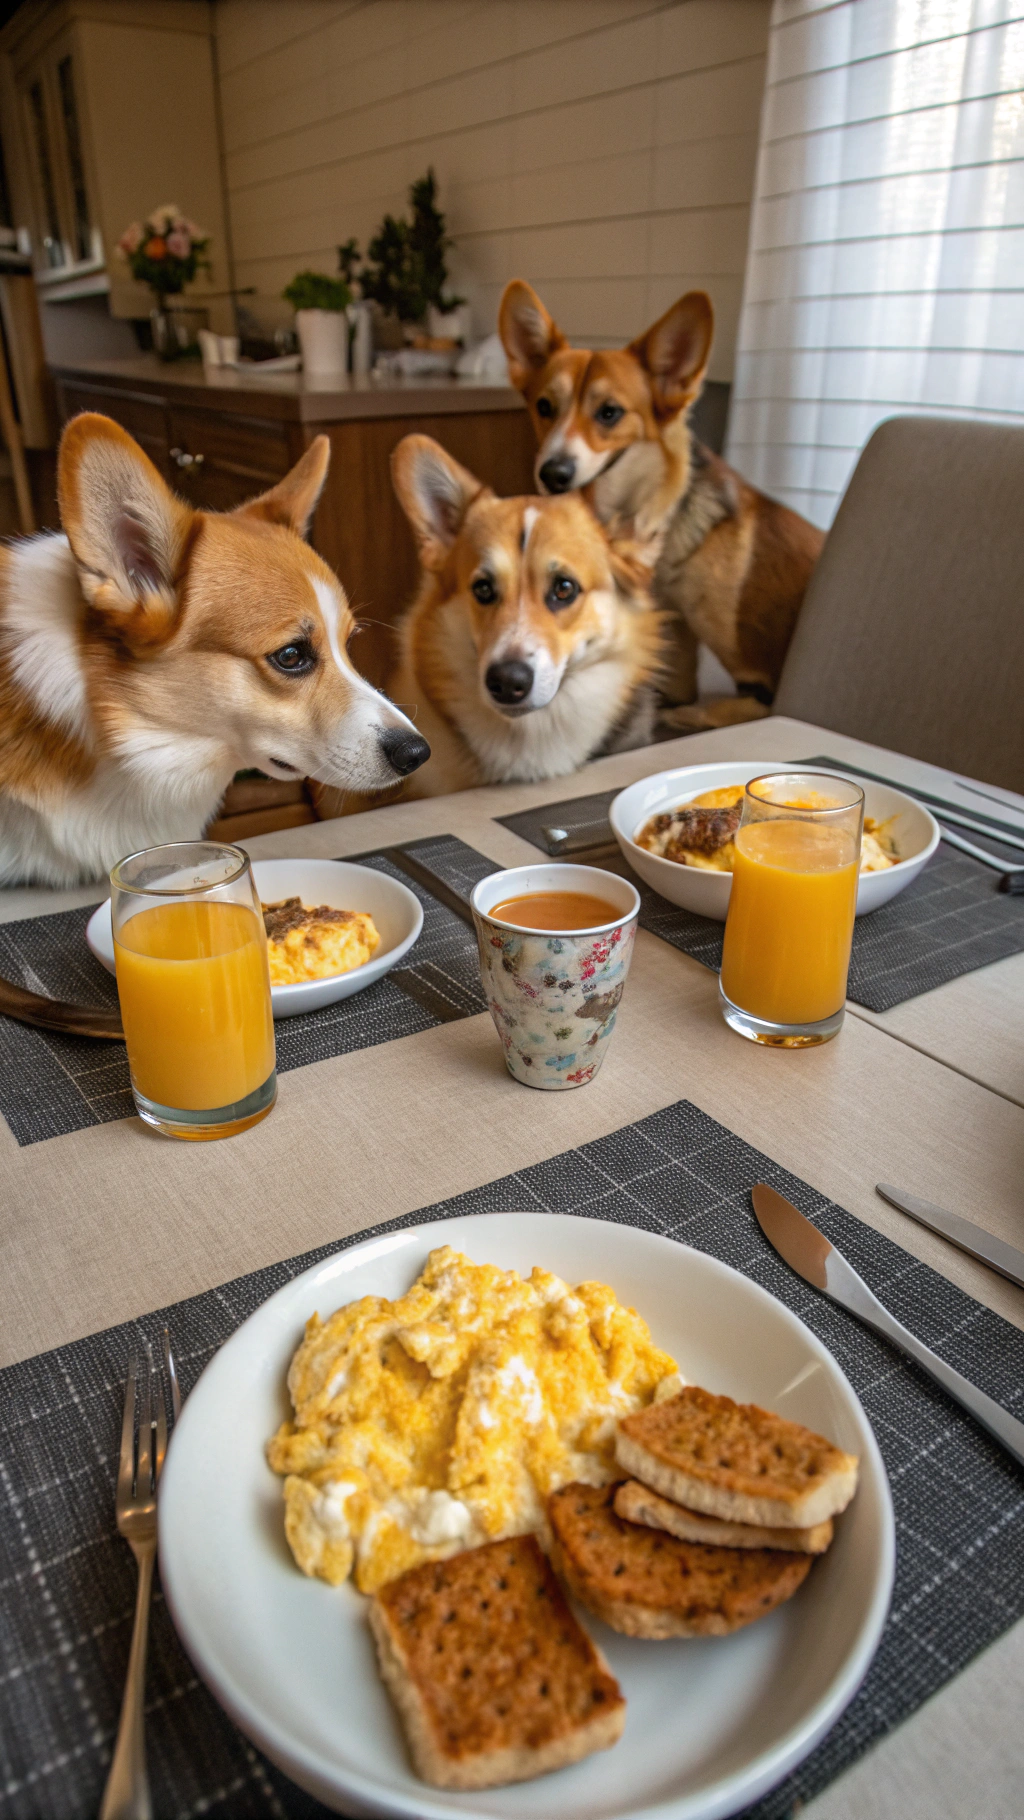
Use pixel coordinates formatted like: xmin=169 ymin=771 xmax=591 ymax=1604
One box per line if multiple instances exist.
xmin=409 ymin=169 xmax=459 ymax=315
xmin=337 ymin=238 xmax=361 ymax=291
xmin=282 ymin=270 xmax=351 ymax=313
xmin=338 ymin=168 xmax=463 ymax=323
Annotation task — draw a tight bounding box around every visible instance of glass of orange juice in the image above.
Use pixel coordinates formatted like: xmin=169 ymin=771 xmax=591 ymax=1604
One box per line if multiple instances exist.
xmin=719 ymin=772 xmax=864 ymax=1047
xmin=111 ymin=842 xmax=276 ymax=1140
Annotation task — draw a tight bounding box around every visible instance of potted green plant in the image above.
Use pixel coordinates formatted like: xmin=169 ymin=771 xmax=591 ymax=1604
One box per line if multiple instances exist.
xmin=408 ymin=169 xmax=470 ymax=345
xmin=339 ymin=169 xmax=467 ymax=355
xmin=282 ymin=270 xmax=352 ymax=376
xmin=117 ymin=205 xmax=211 ymax=359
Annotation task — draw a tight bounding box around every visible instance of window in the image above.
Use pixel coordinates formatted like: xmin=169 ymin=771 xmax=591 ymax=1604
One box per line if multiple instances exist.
xmin=57 ymin=56 xmax=92 ymax=263
xmin=727 ymin=1 xmax=1024 ymax=527
xmin=26 ymin=78 xmax=63 ymax=267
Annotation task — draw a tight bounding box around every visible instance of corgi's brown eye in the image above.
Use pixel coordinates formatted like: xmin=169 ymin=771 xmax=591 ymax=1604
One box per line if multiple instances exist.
xmin=595 ymin=400 xmax=623 ymax=428
xmin=535 ymin=397 xmax=555 ymax=420
xmin=547 ymin=574 xmax=580 ymax=609
xmin=471 ymin=576 xmax=498 ymax=605
xmin=267 ymin=639 xmax=316 ymax=676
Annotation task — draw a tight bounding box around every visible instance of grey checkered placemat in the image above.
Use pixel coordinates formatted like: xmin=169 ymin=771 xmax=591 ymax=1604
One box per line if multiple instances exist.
xmin=497 ymin=782 xmax=1024 ymax=1013
xmin=0 ymin=836 xmax=496 ymax=1148
xmin=3 ymin=1098 xmax=1024 ymax=1820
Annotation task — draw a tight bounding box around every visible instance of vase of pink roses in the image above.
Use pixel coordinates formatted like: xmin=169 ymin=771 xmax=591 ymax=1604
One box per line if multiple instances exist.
xmin=117 ymin=205 xmax=212 ymax=359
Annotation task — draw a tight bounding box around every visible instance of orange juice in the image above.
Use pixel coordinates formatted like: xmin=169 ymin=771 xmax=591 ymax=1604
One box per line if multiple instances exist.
xmin=114 ymin=900 xmax=275 ymax=1112
xmin=720 ymin=820 xmax=858 ymax=1025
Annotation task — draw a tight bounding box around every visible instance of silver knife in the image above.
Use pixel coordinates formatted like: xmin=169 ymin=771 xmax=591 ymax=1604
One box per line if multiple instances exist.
xmin=876 ymin=1184 xmax=1024 ymax=1292
xmin=751 ymin=1183 xmax=1024 ymax=1471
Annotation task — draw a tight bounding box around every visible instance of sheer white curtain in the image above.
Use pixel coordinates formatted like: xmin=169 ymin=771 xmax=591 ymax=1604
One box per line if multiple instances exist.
xmin=726 ymin=0 xmax=1024 ymax=528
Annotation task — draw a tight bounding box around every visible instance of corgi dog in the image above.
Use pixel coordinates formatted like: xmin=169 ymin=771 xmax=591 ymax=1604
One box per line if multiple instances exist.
xmin=0 ymin=413 xmax=429 ymax=887
xmin=389 ymin=434 xmax=665 ymax=797
xmin=499 ymin=280 xmax=825 ymax=728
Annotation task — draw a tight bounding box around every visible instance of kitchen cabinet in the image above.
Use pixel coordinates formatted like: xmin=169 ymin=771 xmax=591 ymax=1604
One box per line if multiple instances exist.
xmin=0 ymin=2 xmax=229 ymax=323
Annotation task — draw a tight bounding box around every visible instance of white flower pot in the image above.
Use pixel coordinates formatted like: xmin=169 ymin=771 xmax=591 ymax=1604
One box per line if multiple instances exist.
xmin=296 ymin=309 xmax=348 ymax=377
xmin=427 ymin=303 xmax=472 ymax=345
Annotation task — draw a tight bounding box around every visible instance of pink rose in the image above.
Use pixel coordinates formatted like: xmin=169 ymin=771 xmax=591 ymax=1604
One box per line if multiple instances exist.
xmin=117 ymin=222 xmax=143 ymax=256
xmin=166 ymin=228 xmax=191 ymax=258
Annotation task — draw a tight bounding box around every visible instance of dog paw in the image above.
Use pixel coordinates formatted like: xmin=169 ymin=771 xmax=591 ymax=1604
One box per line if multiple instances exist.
xmin=657 ymin=696 xmax=770 ymax=735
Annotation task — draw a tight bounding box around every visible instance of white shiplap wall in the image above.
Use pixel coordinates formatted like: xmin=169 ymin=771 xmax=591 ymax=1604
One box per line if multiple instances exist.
xmin=726 ymin=0 xmax=1024 ymax=526
xmin=213 ymin=0 xmax=771 ymax=381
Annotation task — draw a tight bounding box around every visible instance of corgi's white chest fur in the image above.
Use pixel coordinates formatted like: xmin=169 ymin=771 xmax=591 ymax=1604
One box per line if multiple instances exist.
xmin=0 ymin=536 xmax=235 ymax=887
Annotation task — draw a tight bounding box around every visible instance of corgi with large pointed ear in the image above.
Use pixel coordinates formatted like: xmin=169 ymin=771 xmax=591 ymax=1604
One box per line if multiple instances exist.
xmin=389 ymin=434 xmax=666 ymax=798
xmin=498 ymin=279 xmax=825 ymax=725
xmin=0 ymin=413 xmax=429 ymax=887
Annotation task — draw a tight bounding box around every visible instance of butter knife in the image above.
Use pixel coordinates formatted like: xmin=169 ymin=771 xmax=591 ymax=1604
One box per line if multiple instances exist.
xmin=751 ymin=1183 xmax=1024 ymax=1471
xmin=876 ymin=1184 xmax=1024 ymax=1291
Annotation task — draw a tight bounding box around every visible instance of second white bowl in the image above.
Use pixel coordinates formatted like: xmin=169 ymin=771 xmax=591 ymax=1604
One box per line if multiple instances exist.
xmin=610 ymin=762 xmax=940 ymax=921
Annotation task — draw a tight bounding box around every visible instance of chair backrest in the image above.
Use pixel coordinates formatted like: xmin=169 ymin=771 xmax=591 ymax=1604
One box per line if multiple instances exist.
xmin=773 ymin=415 xmax=1024 ymax=792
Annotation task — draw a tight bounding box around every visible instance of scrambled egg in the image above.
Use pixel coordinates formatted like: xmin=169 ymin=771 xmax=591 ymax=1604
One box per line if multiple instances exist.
xmin=262 ymin=897 xmax=380 ymax=985
xmin=639 ymin=785 xmax=898 ymax=874
xmin=266 ymin=1246 xmax=679 ymax=1594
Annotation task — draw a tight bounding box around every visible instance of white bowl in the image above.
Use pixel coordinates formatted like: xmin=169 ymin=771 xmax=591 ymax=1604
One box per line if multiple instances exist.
xmin=86 ymin=857 xmax=424 ymax=1018
xmin=159 ymin=1211 xmax=894 ymax=1820
xmin=610 ymin=762 xmax=940 ymax=922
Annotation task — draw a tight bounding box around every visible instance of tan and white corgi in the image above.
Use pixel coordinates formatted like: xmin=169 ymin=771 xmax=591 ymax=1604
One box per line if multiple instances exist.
xmin=389 ymin=434 xmax=665 ymax=797
xmin=0 ymin=413 xmax=429 ymax=887
xmin=499 ymin=280 xmax=825 ymax=727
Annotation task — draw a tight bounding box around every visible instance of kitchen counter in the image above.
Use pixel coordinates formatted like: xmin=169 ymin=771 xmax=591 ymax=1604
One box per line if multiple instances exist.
xmin=50 ymin=353 xmax=525 ymax=424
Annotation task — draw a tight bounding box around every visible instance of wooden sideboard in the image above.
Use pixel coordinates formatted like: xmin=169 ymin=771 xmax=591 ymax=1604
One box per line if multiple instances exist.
xmin=51 ymin=357 xmax=536 ymax=691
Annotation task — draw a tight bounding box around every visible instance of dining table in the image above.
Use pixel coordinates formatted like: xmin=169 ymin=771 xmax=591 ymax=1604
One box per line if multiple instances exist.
xmin=2 ymin=711 xmax=1023 ymax=1820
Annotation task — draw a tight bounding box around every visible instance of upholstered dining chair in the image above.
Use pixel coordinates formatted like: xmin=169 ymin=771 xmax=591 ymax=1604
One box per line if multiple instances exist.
xmin=772 ymin=416 xmax=1024 ymax=794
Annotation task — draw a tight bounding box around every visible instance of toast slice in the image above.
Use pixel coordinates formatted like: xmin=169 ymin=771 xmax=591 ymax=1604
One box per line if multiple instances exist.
xmin=614 ymin=1480 xmax=833 ymax=1553
xmin=549 ymin=1481 xmax=811 ymax=1640
xmin=616 ymin=1386 xmax=858 ymax=1529
xmin=368 ymin=1534 xmax=625 ymax=1789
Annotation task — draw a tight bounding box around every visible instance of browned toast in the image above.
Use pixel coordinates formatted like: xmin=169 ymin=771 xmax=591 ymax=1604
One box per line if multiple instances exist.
xmin=368 ymin=1534 xmax=625 ymax=1789
xmin=614 ymin=1480 xmax=834 ymax=1553
xmin=549 ymin=1481 xmax=811 ymax=1640
xmin=616 ymin=1386 xmax=858 ymax=1529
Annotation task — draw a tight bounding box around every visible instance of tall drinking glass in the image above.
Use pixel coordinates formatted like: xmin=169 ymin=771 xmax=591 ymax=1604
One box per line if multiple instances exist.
xmin=111 ymin=842 xmax=276 ymax=1140
xmin=719 ymin=773 xmax=864 ymax=1047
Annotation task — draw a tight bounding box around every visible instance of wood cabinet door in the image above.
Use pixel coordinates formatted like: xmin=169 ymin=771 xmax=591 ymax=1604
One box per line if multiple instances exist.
xmin=311 ymin=406 xmax=536 ymax=689
xmin=58 ymin=380 xmax=170 ymax=474
xmin=165 ymin=406 xmax=294 ymax=512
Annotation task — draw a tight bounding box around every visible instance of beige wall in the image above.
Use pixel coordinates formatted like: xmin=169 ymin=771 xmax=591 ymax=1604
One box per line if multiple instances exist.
xmin=215 ymin=0 xmax=770 ymax=382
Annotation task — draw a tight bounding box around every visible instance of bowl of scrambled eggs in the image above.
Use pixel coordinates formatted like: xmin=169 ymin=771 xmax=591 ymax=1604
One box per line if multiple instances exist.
xmin=610 ymin=762 xmax=940 ymax=921
xmin=86 ymin=856 xmax=423 ymax=1017
xmin=252 ymin=860 xmax=423 ymax=1016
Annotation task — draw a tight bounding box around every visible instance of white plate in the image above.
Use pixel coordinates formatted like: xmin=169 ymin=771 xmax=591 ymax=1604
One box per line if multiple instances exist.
xmin=85 ymin=858 xmax=423 ymax=1018
xmin=158 ymin=1212 xmax=894 ymax=1820
xmin=611 ymin=762 xmax=940 ymax=922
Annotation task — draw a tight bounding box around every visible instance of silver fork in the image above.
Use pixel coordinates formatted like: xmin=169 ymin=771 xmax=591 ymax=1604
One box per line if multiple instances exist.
xmin=100 ymin=1330 xmax=179 ymax=1820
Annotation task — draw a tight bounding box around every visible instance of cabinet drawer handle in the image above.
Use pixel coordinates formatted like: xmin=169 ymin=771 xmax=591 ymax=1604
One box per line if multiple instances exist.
xmin=169 ymin=447 xmax=205 ymax=469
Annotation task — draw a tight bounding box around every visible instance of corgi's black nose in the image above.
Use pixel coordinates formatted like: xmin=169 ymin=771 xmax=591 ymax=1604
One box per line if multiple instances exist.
xmin=486 ymin=660 xmax=533 ymax=706
xmin=538 ymin=455 xmax=575 ymax=493
xmin=379 ymin=727 xmax=430 ymax=775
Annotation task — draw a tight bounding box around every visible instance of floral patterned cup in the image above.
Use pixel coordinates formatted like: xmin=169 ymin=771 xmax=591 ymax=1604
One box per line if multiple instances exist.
xmin=470 ymin=864 xmax=641 ymax=1089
